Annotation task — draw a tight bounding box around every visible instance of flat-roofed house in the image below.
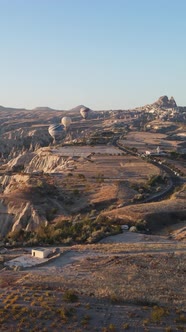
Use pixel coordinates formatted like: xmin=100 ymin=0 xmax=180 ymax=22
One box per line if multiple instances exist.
xmin=31 ymin=248 xmax=51 ymax=259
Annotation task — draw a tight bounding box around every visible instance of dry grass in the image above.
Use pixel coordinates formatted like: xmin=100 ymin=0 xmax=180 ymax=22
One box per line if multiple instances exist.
xmin=0 ymin=242 xmax=185 ymax=331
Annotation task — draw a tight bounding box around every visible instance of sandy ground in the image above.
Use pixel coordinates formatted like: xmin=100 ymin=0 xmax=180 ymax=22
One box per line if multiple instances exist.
xmin=99 ymin=231 xmax=172 ymax=243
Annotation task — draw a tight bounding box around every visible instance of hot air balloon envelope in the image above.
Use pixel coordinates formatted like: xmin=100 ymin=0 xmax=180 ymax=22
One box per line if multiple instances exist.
xmin=61 ymin=116 xmax=71 ymax=129
xmin=48 ymin=124 xmax=65 ymax=141
xmin=80 ymin=107 xmax=90 ymax=119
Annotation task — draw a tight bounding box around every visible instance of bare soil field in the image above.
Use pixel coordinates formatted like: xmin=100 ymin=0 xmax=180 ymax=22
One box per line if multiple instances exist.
xmin=65 ymin=154 xmax=160 ymax=183
xmin=0 ymin=241 xmax=186 ymax=331
xmin=53 ymin=154 xmax=161 ymax=209
xmin=55 ymin=145 xmax=122 ymax=157
xmin=121 ymin=131 xmax=182 ymax=153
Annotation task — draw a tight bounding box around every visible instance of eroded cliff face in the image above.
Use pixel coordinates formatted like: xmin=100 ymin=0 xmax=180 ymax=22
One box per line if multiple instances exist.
xmin=0 ymin=148 xmax=78 ymax=238
xmin=0 ymin=171 xmax=46 ymax=237
xmin=0 ymin=198 xmax=46 ymax=237
xmin=10 ymin=202 xmax=45 ymax=233
xmin=0 ymin=126 xmax=51 ymax=159
xmin=0 ymin=200 xmax=14 ymax=237
xmin=24 ymin=151 xmax=67 ymax=173
xmin=0 ymin=174 xmax=30 ymax=194
xmin=5 ymin=148 xmax=76 ymax=174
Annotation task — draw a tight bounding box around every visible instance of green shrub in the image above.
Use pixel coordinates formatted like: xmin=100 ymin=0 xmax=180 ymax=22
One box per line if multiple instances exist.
xmin=136 ymin=219 xmax=147 ymax=231
xmin=96 ymin=173 xmax=104 ymax=183
xmin=46 ymin=207 xmax=58 ymax=221
xmin=165 ymin=327 xmax=172 ymax=332
xmin=78 ymin=173 xmax=86 ymax=179
xmin=151 ymin=306 xmax=168 ymax=322
xmin=176 ymin=314 xmax=186 ymax=323
xmin=63 ymin=290 xmax=78 ymax=303
xmin=147 ymin=175 xmax=165 ymax=187
xmin=73 ymin=189 xmax=80 ymax=195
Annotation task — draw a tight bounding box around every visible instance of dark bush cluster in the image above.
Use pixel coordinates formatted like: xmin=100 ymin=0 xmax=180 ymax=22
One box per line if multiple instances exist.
xmin=6 ymin=215 xmax=121 ymax=246
xmin=147 ymin=174 xmax=166 ymax=187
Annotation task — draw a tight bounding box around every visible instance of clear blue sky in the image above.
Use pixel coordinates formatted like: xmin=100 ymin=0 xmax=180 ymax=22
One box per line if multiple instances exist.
xmin=0 ymin=0 xmax=186 ymax=110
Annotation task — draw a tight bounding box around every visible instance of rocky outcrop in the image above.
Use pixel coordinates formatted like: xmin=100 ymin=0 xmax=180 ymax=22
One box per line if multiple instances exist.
xmin=0 ymin=147 xmax=75 ymax=237
xmin=152 ymin=96 xmax=177 ymax=108
xmin=0 ymin=126 xmax=51 ymax=159
xmin=0 ymin=174 xmax=30 ymax=194
xmin=5 ymin=147 xmax=76 ymax=174
xmin=0 ymin=199 xmax=46 ymax=237
xmin=11 ymin=202 xmax=45 ymax=233
xmin=5 ymin=152 xmax=35 ymax=172
xmin=25 ymin=153 xmax=66 ymax=173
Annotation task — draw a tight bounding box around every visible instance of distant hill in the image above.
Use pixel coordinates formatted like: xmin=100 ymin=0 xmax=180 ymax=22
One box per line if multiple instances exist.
xmin=0 ymin=105 xmax=26 ymax=112
xmin=32 ymin=107 xmax=60 ymax=112
xmin=0 ymin=104 xmax=89 ymax=113
xmin=0 ymin=105 xmax=64 ymax=112
xmin=68 ymin=105 xmax=89 ymax=112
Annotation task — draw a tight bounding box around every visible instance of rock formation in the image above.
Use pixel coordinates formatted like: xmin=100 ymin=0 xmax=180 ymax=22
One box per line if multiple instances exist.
xmin=0 ymin=147 xmax=79 ymax=238
xmin=152 ymin=95 xmax=177 ymax=108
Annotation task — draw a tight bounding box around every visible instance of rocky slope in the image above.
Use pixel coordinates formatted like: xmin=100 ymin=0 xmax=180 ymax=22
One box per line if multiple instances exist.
xmin=0 ymin=147 xmax=87 ymax=238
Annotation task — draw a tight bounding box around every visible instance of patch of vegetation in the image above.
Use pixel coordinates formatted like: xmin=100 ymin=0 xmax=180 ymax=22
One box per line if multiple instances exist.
xmin=150 ymin=306 xmax=168 ymax=322
xmin=81 ymin=314 xmax=91 ymax=326
xmin=27 ymin=174 xmax=59 ymax=196
xmin=102 ymin=324 xmax=117 ymax=332
xmin=169 ymin=151 xmax=186 ymax=161
xmin=63 ymin=289 xmax=79 ymax=303
xmin=67 ymin=172 xmax=73 ymax=177
xmin=136 ymin=219 xmax=147 ymax=231
xmin=0 ymin=286 xmax=78 ymax=331
xmin=73 ymin=188 xmax=80 ymax=195
xmin=165 ymin=327 xmax=172 ymax=332
xmin=5 ymin=215 xmax=121 ymax=245
xmin=77 ymin=173 xmax=86 ymax=180
xmin=12 ymin=164 xmax=25 ymax=172
xmin=147 ymin=174 xmax=166 ymax=187
xmin=122 ymin=323 xmax=130 ymax=330
xmin=175 ymin=313 xmax=186 ymax=323
xmin=46 ymin=207 xmax=58 ymax=221
xmin=133 ymin=193 xmax=145 ymax=202
xmin=96 ymin=173 xmax=105 ymax=183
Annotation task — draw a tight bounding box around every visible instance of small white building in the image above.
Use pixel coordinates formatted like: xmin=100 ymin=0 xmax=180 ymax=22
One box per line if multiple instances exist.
xmin=145 ymin=150 xmax=151 ymax=156
xmin=31 ymin=248 xmax=51 ymax=259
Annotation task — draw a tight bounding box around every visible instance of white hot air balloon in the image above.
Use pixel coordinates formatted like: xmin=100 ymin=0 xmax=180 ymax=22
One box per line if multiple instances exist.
xmin=48 ymin=123 xmax=65 ymax=144
xmin=61 ymin=116 xmax=71 ymax=131
xmin=80 ymin=107 xmax=90 ymax=120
